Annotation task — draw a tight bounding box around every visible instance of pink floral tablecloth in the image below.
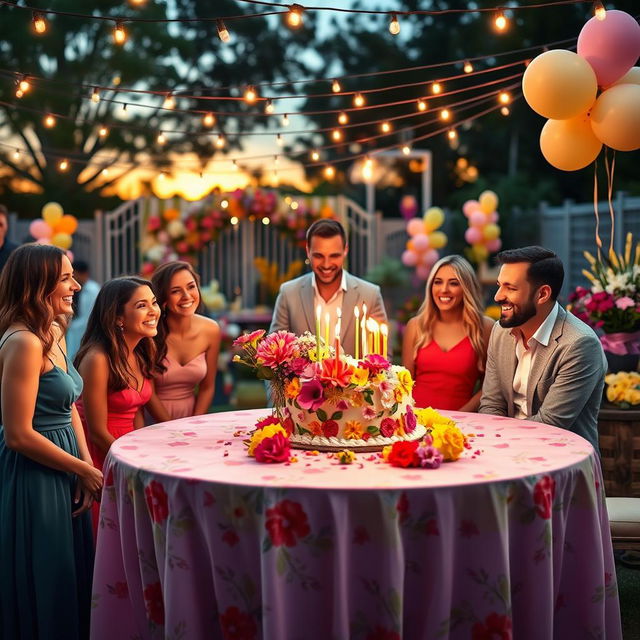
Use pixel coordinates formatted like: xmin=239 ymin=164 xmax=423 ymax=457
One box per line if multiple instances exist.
xmin=90 ymin=409 xmax=622 ymax=640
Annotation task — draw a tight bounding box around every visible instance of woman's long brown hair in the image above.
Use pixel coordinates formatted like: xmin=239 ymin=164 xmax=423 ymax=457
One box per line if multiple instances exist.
xmin=74 ymin=277 xmax=158 ymax=391
xmin=0 ymin=244 xmax=66 ymax=357
xmin=150 ymin=261 xmax=204 ymax=373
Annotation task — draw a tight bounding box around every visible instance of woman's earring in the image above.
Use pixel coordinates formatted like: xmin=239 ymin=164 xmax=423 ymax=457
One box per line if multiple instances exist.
xmin=117 ymin=323 xmax=124 ymax=332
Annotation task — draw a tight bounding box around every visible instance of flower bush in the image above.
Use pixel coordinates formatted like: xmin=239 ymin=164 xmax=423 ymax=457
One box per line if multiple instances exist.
xmin=604 ymin=371 xmax=640 ymax=407
xmin=568 ymin=232 xmax=640 ymax=334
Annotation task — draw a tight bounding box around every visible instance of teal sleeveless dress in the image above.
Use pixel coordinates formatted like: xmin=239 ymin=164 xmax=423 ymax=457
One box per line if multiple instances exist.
xmin=0 ymin=338 xmax=94 ymax=640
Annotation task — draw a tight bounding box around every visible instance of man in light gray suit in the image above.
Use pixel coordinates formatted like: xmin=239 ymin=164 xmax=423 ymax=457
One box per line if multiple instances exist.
xmin=270 ymin=219 xmax=387 ymax=358
xmin=479 ymin=246 xmax=606 ymax=451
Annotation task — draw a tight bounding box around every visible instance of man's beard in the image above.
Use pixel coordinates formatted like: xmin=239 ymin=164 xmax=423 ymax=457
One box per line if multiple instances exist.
xmin=315 ymin=267 xmax=342 ymax=286
xmin=498 ymin=297 xmax=537 ymax=328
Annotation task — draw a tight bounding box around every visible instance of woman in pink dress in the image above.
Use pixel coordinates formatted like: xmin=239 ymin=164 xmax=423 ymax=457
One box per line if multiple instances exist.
xmin=402 ymin=255 xmax=494 ymax=411
xmin=146 ymin=261 xmax=221 ymax=422
xmin=75 ymin=277 xmax=159 ymax=530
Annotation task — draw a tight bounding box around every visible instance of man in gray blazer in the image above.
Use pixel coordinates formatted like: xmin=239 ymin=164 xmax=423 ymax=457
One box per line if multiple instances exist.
xmin=479 ymin=246 xmax=606 ymax=451
xmin=270 ymin=219 xmax=387 ymax=358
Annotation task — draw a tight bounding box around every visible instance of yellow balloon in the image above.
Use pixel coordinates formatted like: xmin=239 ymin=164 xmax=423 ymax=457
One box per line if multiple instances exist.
xmin=54 ymin=214 xmax=78 ymax=234
xmin=540 ymin=112 xmax=602 ymax=171
xmin=478 ymin=190 xmax=498 ymax=214
xmin=612 ymin=67 xmax=640 ymax=87
xmin=42 ymin=202 xmax=64 ymax=227
xmin=522 ymin=50 xmax=597 ymax=120
xmin=423 ymin=207 xmax=444 ymax=233
xmin=428 ymin=231 xmax=447 ymax=250
xmin=591 ymin=84 xmax=640 ymax=152
xmin=51 ymin=232 xmax=72 ymax=250
xmin=483 ymin=223 xmax=501 ymax=241
xmin=473 ymin=245 xmax=489 ymax=262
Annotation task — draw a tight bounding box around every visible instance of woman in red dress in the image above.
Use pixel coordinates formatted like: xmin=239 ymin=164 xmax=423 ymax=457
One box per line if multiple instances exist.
xmin=402 ymin=255 xmax=494 ymax=411
xmin=75 ymin=277 xmax=160 ymax=532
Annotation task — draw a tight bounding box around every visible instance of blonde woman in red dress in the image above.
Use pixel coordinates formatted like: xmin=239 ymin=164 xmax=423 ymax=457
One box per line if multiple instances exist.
xmin=402 ymin=255 xmax=494 ymax=411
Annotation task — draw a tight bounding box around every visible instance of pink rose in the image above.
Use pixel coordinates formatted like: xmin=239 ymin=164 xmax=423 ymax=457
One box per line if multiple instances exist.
xmin=254 ymin=433 xmax=290 ymax=463
xmin=615 ymin=296 xmax=636 ymax=310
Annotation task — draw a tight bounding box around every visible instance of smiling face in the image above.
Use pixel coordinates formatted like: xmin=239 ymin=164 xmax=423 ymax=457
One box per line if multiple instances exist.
xmin=430 ymin=264 xmax=464 ymax=314
xmin=165 ymin=268 xmax=200 ymax=317
xmin=495 ymin=262 xmax=539 ymax=328
xmin=118 ymin=285 xmax=160 ymax=338
xmin=50 ymin=254 xmax=80 ymax=316
xmin=306 ymin=234 xmax=347 ymax=287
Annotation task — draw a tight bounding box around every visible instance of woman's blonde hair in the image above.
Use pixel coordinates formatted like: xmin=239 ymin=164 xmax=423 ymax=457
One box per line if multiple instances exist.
xmin=412 ymin=254 xmax=487 ymax=370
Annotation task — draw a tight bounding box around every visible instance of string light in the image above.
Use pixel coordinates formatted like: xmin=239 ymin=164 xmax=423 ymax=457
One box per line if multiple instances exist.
xmin=19 ymin=76 xmax=31 ymax=93
xmin=440 ymin=109 xmax=451 ymax=121
xmin=129 ymin=0 xmax=148 ymax=6
xmin=498 ymin=91 xmax=511 ymax=105
xmin=447 ymin=128 xmax=458 ymax=140
xmin=331 ymin=129 xmax=342 ymax=142
xmin=244 ymin=86 xmax=257 ymax=103
xmin=203 ymin=112 xmax=216 ymax=127
xmin=217 ymin=19 xmax=230 ymax=43
xmin=265 ymin=99 xmax=274 ymax=114
xmin=594 ymin=2 xmax=606 ymax=20
xmin=417 ymin=99 xmax=427 ymax=112
xmin=157 ymin=132 xmax=166 ymax=145
xmin=276 ymin=133 xmax=284 ymax=146
xmin=494 ymin=11 xmax=508 ymax=32
xmin=113 ymin=21 xmax=127 ymax=45
xmin=431 ymin=82 xmax=442 ymax=95
xmin=380 ymin=121 xmax=392 ymax=133
xmin=281 ymin=113 xmax=290 ymax=126
xmin=91 ymin=87 xmax=100 ymax=103
xmin=310 ymin=149 xmax=320 ymax=161
xmin=332 ymin=79 xmax=341 ymax=93
xmin=98 ymin=126 xmax=109 ymax=137
xmin=463 ymin=61 xmax=474 ymax=73
xmin=324 ymin=165 xmax=335 ymax=179
xmin=338 ymin=111 xmax=348 ymax=125
xmin=32 ymin=12 xmax=48 ymax=35
xmin=13 ymin=149 xmax=20 ymax=160
xmin=362 ymin=156 xmax=374 ymax=181
xmin=163 ymin=93 xmax=176 ymax=109
xmin=58 ymin=159 xmax=69 ymax=171
xmin=230 ymin=216 xmax=239 ymax=225
xmin=287 ymin=4 xmax=304 ymax=28
xmin=102 ymin=168 xmax=109 ymax=176
xmin=401 ymin=144 xmax=411 ymax=155
xmin=44 ymin=114 xmax=56 ymax=128
xmin=389 ymin=14 xmax=400 ymax=35
xmin=353 ymin=93 xmax=365 ymax=107
xmin=15 ymin=88 xmax=24 ymax=99
xmin=215 ymin=134 xmax=226 ymax=148
xmin=262 ymin=216 xmax=270 ymax=225
xmin=500 ymin=106 xmax=510 ymax=116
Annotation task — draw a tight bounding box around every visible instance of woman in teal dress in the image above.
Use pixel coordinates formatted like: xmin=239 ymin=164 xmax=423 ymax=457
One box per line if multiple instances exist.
xmin=0 ymin=244 xmax=103 ymax=639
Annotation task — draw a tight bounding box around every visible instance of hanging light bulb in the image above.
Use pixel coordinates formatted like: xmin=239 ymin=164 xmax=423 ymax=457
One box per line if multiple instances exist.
xmin=91 ymin=87 xmax=101 ymax=104
xmin=203 ymin=112 xmax=216 ymax=127
xmin=286 ymin=4 xmax=304 ymax=28
xmin=113 ymin=21 xmax=127 ymax=45
xmin=276 ymin=133 xmax=284 ymax=147
xmin=310 ymin=149 xmax=320 ymax=161
xmin=380 ymin=121 xmax=392 ymax=133
xmin=498 ymin=91 xmax=511 ymax=105
xmin=102 ymin=168 xmax=110 ymax=177
xmin=500 ymin=106 xmax=510 ymax=116
xmin=417 ymin=99 xmax=427 ymax=112
xmin=401 ymin=145 xmax=411 ymax=156
xmin=32 ymin=12 xmax=48 ymax=34
xmin=244 ymin=86 xmax=257 ymax=103
xmin=13 ymin=149 xmax=20 ymax=160
xmin=324 ymin=165 xmax=335 ymax=180
xmin=362 ymin=156 xmax=374 ymax=181
xmin=353 ymin=93 xmax=365 ymax=107
xmin=157 ymin=132 xmax=166 ymax=145
xmin=265 ymin=99 xmax=274 ymax=114
xmin=19 ymin=76 xmax=31 ymax=93
xmin=163 ymin=93 xmax=176 ymax=109
xmin=447 ymin=128 xmax=458 ymax=140
xmin=281 ymin=113 xmax=290 ymax=127
xmin=44 ymin=114 xmax=56 ymax=128
xmin=58 ymin=159 xmax=69 ymax=172
xmin=331 ymin=79 xmax=341 ymax=93
xmin=431 ymin=82 xmax=442 ymax=95
xmin=331 ymin=129 xmax=343 ymax=142
xmin=129 ymin=0 xmax=147 ymax=6
xmin=440 ymin=109 xmax=451 ymax=121
xmin=389 ymin=14 xmax=400 ymax=35
xmin=98 ymin=126 xmax=109 ymax=137
xmin=215 ymin=134 xmax=226 ymax=148
xmin=15 ymin=88 xmax=23 ymax=99
xmin=494 ymin=11 xmax=508 ymax=32
xmin=217 ymin=19 xmax=230 ymax=43
xmin=594 ymin=1 xmax=606 ymax=20
xmin=338 ymin=111 xmax=348 ymax=125
xmin=463 ymin=61 xmax=473 ymax=73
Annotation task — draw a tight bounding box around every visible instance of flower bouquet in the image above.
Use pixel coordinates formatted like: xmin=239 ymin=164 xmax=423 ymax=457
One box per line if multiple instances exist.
xmin=604 ymin=371 xmax=640 ymax=409
xmin=568 ymin=233 xmax=640 ymax=359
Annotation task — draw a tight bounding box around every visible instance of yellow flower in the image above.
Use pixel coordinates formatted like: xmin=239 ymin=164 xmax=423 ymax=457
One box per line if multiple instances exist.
xmin=344 ymin=420 xmax=364 ymax=439
xmin=431 ymin=424 xmax=466 ymax=461
xmin=626 ymin=389 xmax=640 ymax=405
xmin=247 ymin=423 xmax=287 ymax=456
xmin=381 ymin=445 xmax=392 ymax=461
xmin=324 ymin=387 xmax=344 ymax=405
xmin=349 ymin=390 xmax=365 ymax=407
xmin=415 ymin=407 xmax=456 ymax=429
xmin=285 ymin=378 xmax=301 ymax=399
xmin=336 ymin=450 xmax=356 ymax=464
xmin=396 ymin=369 xmax=414 ymax=395
xmin=351 ymin=367 xmax=370 ymax=386
xmin=394 ymin=388 xmax=406 ymax=403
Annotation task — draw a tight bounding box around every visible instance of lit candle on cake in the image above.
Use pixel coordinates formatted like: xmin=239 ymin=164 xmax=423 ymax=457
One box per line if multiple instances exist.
xmin=315 ymin=304 xmax=322 ymax=361
xmin=361 ymin=304 xmax=367 ymax=357
xmin=353 ymin=306 xmax=360 ymax=360
xmin=334 ymin=319 xmax=341 ymax=358
xmin=366 ymin=318 xmax=378 ymax=354
xmin=324 ymin=311 xmax=330 ymax=353
xmin=380 ymin=323 xmax=388 ymax=358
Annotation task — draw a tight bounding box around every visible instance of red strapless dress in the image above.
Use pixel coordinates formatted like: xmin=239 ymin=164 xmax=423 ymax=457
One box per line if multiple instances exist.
xmin=76 ymin=379 xmax=152 ymax=532
xmin=412 ymin=337 xmax=481 ymax=410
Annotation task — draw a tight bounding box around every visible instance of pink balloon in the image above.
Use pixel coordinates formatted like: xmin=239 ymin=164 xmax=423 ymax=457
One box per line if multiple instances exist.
xmin=578 ymin=10 xmax=640 ymax=87
xmin=406 ymin=217 xmax=424 ymax=237
xmin=29 ymin=219 xmax=52 ymax=240
xmin=412 ymin=233 xmax=430 ymax=252
xmin=422 ymin=249 xmax=439 ymax=266
xmin=489 ymin=211 xmax=499 ymax=223
xmin=462 ymin=200 xmax=480 ymax=217
xmin=65 ymin=250 xmax=74 ymax=262
xmin=469 ymin=211 xmax=487 ymax=227
xmin=401 ymin=250 xmax=418 ymax=267
xmin=486 ymin=238 xmax=502 ymax=253
xmin=465 ymin=227 xmax=483 ymax=245
xmin=399 ymin=195 xmax=419 ymax=220
xmin=415 ymin=264 xmax=431 ymax=280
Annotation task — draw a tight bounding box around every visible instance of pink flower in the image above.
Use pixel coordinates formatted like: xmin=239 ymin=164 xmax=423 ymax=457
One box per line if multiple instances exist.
xmin=533 ymin=475 xmax=556 ymax=519
xmin=362 ymin=406 xmax=377 ymax=421
xmin=318 ymin=357 xmax=354 ymax=387
xmin=361 ymin=353 xmax=391 ymax=373
xmin=255 ymin=415 xmax=281 ymax=430
xmin=336 ymin=399 xmax=350 ymax=412
xmin=615 ymin=296 xmax=636 ymax=310
xmin=404 ymin=405 xmax=417 ymax=433
xmin=233 ymin=329 xmax=265 ymax=347
xmin=265 ymin=500 xmax=310 ymax=547
xmin=287 ymin=357 xmax=308 ymax=376
xmin=380 ymin=417 xmax=397 ymax=437
xmin=297 ymin=379 xmax=325 ymax=411
xmin=256 ymin=331 xmax=298 ymax=368
xmin=416 ymin=445 xmax=443 ymax=469
xmin=253 ymin=432 xmax=290 ymax=463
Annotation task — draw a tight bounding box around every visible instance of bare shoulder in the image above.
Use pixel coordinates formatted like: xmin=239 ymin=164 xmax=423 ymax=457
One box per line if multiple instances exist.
xmin=194 ymin=314 xmax=221 ymax=340
xmin=404 ymin=317 xmax=418 ymax=340
xmin=80 ymin=347 xmax=109 ymax=368
xmin=1 ymin=328 xmax=42 ymax=356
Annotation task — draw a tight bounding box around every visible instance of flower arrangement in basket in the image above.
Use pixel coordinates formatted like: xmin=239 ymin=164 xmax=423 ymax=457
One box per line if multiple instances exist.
xmin=568 ymin=232 xmax=640 ymax=355
xmin=604 ymin=371 xmax=640 ymax=409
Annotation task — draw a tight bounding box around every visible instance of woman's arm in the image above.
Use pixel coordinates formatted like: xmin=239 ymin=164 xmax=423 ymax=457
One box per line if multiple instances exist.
xmin=193 ymin=319 xmax=221 ymax=415
xmin=1 ymin=332 xmax=102 ymax=492
xmin=458 ymin=317 xmax=496 ymax=413
xmin=77 ymin=349 xmax=115 ymax=457
xmin=401 ymin=318 xmax=418 ymax=377
xmin=133 ymin=408 xmax=145 ymax=430
xmin=145 ymin=383 xmax=172 ymax=424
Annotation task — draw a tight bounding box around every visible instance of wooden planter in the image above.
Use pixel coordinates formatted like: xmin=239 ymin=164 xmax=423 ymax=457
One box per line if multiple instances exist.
xmin=598 ymin=406 xmax=640 ymax=497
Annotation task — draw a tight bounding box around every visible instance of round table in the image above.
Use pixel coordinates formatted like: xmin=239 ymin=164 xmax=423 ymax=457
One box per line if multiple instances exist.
xmin=90 ymin=409 xmax=622 ymax=640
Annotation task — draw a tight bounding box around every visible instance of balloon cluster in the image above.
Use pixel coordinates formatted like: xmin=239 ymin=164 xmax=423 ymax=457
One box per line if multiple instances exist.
xmin=522 ymin=10 xmax=640 ymax=171
xmin=463 ymin=190 xmax=501 ymax=263
xmin=29 ymin=202 xmax=78 ymax=253
xmin=401 ymin=207 xmax=448 ymax=280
